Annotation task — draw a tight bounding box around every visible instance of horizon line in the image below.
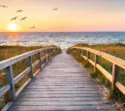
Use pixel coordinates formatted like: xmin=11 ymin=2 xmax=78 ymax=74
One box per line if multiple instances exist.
xmin=1 ymin=31 xmax=125 ymax=33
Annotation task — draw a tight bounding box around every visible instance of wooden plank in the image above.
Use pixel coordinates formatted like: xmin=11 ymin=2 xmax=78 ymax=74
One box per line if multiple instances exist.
xmin=13 ymin=101 xmax=106 ymax=106
xmin=5 ymin=66 xmax=16 ymax=101
xmin=14 ymin=67 xmax=31 ymax=84
xmin=96 ymin=64 xmax=112 ymax=82
xmin=28 ymin=56 xmax=33 ymax=78
xmin=88 ymin=59 xmax=95 ymax=66
xmin=38 ymin=52 xmax=42 ymax=70
xmin=8 ymin=105 xmax=98 ymax=111
xmin=0 ymin=84 xmax=11 ymax=97
xmin=8 ymin=105 xmax=116 ymax=111
xmin=32 ymin=60 xmax=39 ymax=68
xmin=94 ymin=54 xmax=99 ymax=72
xmin=82 ymin=55 xmax=87 ymax=60
xmin=87 ymin=51 xmax=90 ymax=61
xmin=15 ymin=97 xmax=104 ymax=101
xmin=112 ymin=64 xmax=120 ymax=90
xmin=2 ymin=101 xmax=13 ymax=111
xmin=16 ymin=78 xmax=31 ymax=98
xmin=33 ymin=69 xmax=40 ymax=77
xmin=116 ymin=82 xmax=125 ymax=95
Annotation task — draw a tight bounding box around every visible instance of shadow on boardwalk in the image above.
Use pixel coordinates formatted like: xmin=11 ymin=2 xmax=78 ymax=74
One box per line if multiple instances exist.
xmin=8 ymin=51 xmax=118 ymax=111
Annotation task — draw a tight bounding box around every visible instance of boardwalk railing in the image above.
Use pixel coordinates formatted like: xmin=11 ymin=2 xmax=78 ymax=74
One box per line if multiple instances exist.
xmin=70 ymin=46 xmax=125 ymax=95
xmin=0 ymin=47 xmax=59 ymax=111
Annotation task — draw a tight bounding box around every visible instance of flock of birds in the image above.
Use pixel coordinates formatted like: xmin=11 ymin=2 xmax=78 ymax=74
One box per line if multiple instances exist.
xmin=0 ymin=2 xmax=59 ymax=30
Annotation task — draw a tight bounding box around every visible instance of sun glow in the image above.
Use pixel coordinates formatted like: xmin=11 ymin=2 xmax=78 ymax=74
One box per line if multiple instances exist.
xmin=7 ymin=23 xmax=19 ymax=32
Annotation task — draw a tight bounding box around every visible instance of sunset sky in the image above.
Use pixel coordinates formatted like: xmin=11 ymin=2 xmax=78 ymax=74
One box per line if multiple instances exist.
xmin=0 ymin=0 xmax=125 ymax=32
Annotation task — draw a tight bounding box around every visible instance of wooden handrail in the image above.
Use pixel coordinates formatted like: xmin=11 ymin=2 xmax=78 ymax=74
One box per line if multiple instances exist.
xmin=0 ymin=46 xmax=59 ymax=111
xmin=70 ymin=46 xmax=125 ymax=95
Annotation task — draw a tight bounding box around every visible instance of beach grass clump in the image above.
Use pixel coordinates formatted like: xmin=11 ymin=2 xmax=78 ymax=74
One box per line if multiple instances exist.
xmin=67 ymin=43 xmax=125 ymax=103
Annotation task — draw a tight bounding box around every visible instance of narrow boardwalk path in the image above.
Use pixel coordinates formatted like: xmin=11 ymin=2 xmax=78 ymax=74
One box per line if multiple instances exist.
xmin=9 ymin=51 xmax=117 ymax=111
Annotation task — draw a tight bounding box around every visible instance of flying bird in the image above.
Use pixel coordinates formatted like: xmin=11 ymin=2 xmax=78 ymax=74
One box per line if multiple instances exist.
xmin=29 ymin=26 xmax=36 ymax=29
xmin=20 ymin=17 xmax=28 ymax=21
xmin=52 ymin=8 xmax=58 ymax=11
xmin=11 ymin=16 xmax=18 ymax=21
xmin=0 ymin=5 xmax=7 ymax=8
xmin=16 ymin=10 xmax=23 ymax=13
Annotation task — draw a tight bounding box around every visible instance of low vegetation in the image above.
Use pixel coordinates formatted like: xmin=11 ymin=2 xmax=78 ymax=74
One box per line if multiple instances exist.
xmin=67 ymin=43 xmax=125 ymax=108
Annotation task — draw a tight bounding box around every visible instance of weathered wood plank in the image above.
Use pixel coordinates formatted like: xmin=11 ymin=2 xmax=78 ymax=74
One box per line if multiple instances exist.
xmin=5 ymin=66 xmax=16 ymax=101
xmin=1 ymin=101 xmax=13 ymax=111
xmin=96 ymin=64 xmax=112 ymax=82
xmin=32 ymin=60 xmax=39 ymax=68
xmin=116 ymin=82 xmax=125 ymax=95
xmin=16 ymin=78 xmax=31 ymax=98
xmin=14 ymin=67 xmax=31 ymax=84
xmin=0 ymin=84 xmax=11 ymax=97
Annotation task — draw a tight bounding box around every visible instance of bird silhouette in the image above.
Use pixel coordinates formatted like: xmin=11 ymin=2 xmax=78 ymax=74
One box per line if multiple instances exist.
xmin=29 ymin=26 xmax=36 ymax=29
xmin=16 ymin=10 xmax=23 ymax=13
xmin=0 ymin=5 xmax=7 ymax=8
xmin=52 ymin=8 xmax=58 ymax=11
xmin=20 ymin=17 xmax=28 ymax=21
xmin=11 ymin=16 xmax=18 ymax=21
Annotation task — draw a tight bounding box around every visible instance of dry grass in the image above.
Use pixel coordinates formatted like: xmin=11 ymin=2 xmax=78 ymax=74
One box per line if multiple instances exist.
xmin=73 ymin=43 xmax=125 ymax=59
xmin=0 ymin=45 xmax=45 ymax=61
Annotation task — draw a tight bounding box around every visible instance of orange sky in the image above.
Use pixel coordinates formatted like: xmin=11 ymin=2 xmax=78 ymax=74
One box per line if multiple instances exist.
xmin=0 ymin=0 xmax=125 ymax=32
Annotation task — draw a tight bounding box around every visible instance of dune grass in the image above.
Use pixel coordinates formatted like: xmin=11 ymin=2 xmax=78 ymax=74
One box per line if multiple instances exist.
xmin=73 ymin=43 xmax=125 ymax=59
xmin=67 ymin=43 xmax=125 ymax=104
xmin=0 ymin=45 xmax=46 ymax=61
xmin=0 ymin=45 xmax=61 ymax=110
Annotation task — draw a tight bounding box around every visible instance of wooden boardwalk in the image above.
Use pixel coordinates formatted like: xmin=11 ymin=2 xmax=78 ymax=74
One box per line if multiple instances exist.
xmin=8 ymin=51 xmax=117 ymax=111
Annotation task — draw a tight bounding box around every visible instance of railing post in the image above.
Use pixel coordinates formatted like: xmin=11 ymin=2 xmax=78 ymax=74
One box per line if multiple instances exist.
xmin=4 ymin=65 xmax=16 ymax=101
xmin=87 ymin=51 xmax=90 ymax=61
xmin=38 ymin=52 xmax=42 ymax=70
xmin=94 ymin=54 xmax=99 ymax=72
xmin=53 ymin=49 xmax=56 ymax=56
xmin=81 ymin=50 xmax=84 ymax=57
xmin=46 ymin=49 xmax=48 ymax=61
xmin=0 ymin=73 xmax=9 ymax=104
xmin=112 ymin=64 xmax=120 ymax=91
xmin=29 ymin=56 xmax=34 ymax=78
xmin=48 ymin=49 xmax=51 ymax=60
xmin=52 ymin=49 xmax=55 ymax=57
xmin=44 ymin=49 xmax=47 ymax=63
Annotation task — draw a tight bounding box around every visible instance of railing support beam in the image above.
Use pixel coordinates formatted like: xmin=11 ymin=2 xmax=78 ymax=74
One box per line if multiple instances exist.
xmin=29 ymin=56 xmax=34 ymax=78
xmin=4 ymin=66 xmax=16 ymax=101
xmin=94 ymin=54 xmax=99 ymax=72
xmin=112 ymin=64 xmax=120 ymax=91
xmin=38 ymin=52 xmax=42 ymax=70
xmin=87 ymin=51 xmax=90 ymax=62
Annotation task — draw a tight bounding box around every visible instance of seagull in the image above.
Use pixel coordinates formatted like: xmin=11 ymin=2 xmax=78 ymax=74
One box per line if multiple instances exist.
xmin=16 ymin=10 xmax=23 ymax=13
xmin=11 ymin=16 xmax=18 ymax=21
xmin=20 ymin=17 xmax=28 ymax=21
xmin=29 ymin=26 xmax=36 ymax=29
xmin=52 ymin=8 xmax=58 ymax=11
xmin=0 ymin=5 xmax=7 ymax=8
